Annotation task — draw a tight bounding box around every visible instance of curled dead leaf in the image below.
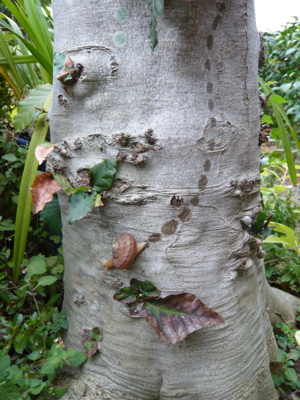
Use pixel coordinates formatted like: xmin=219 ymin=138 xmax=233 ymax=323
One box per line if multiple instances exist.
xmin=31 ymin=173 xmax=61 ymax=214
xmin=140 ymin=293 xmax=225 ymax=344
xmin=35 ymin=142 xmax=57 ymax=165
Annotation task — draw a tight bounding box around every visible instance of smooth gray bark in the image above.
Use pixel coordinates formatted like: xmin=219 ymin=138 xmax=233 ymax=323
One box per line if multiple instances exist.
xmin=50 ymin=0 xmax=278 ymax=398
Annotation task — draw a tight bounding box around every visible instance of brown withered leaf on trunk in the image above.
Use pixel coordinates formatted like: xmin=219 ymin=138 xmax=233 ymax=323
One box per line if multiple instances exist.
xmin=35 ymin=143 xmax=57 ymax=165
xmin=140 ymin=293 xmax=225 ymax=344
xmin=31 ymin=173 xmax=61 ymax=214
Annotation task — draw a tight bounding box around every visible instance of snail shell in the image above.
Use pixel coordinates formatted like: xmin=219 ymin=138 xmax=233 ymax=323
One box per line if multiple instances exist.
xmin=112 ymin=233 xmax=138 ymax=269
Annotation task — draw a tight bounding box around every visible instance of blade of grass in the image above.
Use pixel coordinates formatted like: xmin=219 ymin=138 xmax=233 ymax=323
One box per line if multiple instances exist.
xmin=1 ymin=0 xmax=53 ymax=80
xmin=258 ymin=77 xmax=297 ymax=186
xmin=0 ymin=27 xmax=25 ymax=96
xmin=6 ymin=16 xmax=40 ymax=87
xmin=24 ymin=0 xmax=53 ymax=61
xmin=13 ymin=91 xmax=52 ymax=283
xmin=0 ymin=55 xmax=37 ymax=65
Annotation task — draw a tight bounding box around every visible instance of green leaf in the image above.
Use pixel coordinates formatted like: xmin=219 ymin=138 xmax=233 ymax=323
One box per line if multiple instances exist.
xmin=27 ymin=350 xmax=42 ymax=360
xmin=81 ymin=327 xmax=102 ymax=357
xmin=13 ymin=84 xmax=52 ymax=131
xmin=53 ymin=174 xmax=74 ymax=196
xmin=27 ymin=255 xmax=47 ymax=277
xmin=273 ymin=185 xmax=289 ymax=194
xmin=130 ymin=279 xmax=160 ymax=299
xmin=39 ymin=195 xmax=62 ymax=236
xmin=67 ymin=191 xmax=97 ymax=224
xmin=0 ymin=382 xmax=20 ymax=400
xmin=0 ymin=355 xmax=10 ymax=381
xmin=89 ymin=159 xmax=118 ymax=192
xmin=38 ymin=276 xmax=58 ymax=286
xmin=113 ymin=286 xmax=139 ymax=304
xmin=7 ymin=365 xmax=22 ymax=384
xmin=53 ymin=53 xmax=66 ymax=77
xmin=53 ymin=387 xmax=69 ymax=399
xmin=285 ymin=367 xmax=298 ymax=383
xmin=271 ymin=94 xmax=289 ymax=105
xmin=40 ymin=361 xmax=56 ymax=375
xmin=263 ymin=235 xmax=299 ymax=252
xmin=66 ymin=349 xmax=87 ymax=366
xmin=30 ymin=381 xmax=47 ymax=395
xmin=271 ymin=222 xmax=297 ymax=239
xmin=251 ymin=211 xmax=269 ymax=234
xmin=2 ymin=154 xmax=18 ymax=162
xmin=261 ymin=114 xmax=273 ymax=124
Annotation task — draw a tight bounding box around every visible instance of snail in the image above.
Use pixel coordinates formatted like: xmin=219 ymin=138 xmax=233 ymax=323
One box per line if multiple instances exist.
xmin=90 ymin=233 xmax=148 ymax=283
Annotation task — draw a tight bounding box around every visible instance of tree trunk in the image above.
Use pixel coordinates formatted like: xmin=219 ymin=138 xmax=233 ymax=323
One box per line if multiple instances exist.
xmin=50 ymin=0 xmax=278 ymax=398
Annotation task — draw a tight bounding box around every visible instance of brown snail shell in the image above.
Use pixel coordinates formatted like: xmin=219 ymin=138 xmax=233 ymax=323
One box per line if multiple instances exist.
xmin=112 ymin=233 xmax=138 ymax=269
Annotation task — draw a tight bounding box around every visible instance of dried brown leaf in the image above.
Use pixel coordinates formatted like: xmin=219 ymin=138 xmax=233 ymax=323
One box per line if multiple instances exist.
xmin=31 ymin=173 xmax=61 ymax=214
xmin=140 ymin=293 xmax=225 ymax=344
xmin=35 ymin=143 xmax=57 ymax=165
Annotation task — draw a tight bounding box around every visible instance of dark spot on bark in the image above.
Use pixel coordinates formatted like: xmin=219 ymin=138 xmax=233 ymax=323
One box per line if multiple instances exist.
xmin=198 ymin=175 xmax=208 ymax=190
xmin=76 ymin=169 xmax=90 ymax=187
xmin=204 ymin=59 xmax=211 ymax=71
xmin=161 ymin=220 xmax=178 ymax=235
xmin=207 ymin=82 xmax=213 ymax=93
xmin=208 ymin=99 xmax=214 ymax=111
xmin=117 ymin=151 xmax=127 ymax=161
xmin=179 ymin=207 xmax=192 ymax=222
xmin=212 ymin=15 xmax=222 ymax=30
xmin=204 ymin=160 xmax=211 ymax=172
xmin=58 ymin=94 xmax=68 ymax=106
xmin=144 ymin=129 xmax=157 ymax=145
xmin=190 ymin=196 xmax=200 ymax=206
xmin=208 ymin=139 xmax=215 ymax=150
xmin=210 ymin=117 xmax=217 ymax=126
xmin=170 ymin=195 xmax=184 ymax=208
xmin=216 ymin=2 xmax=225 ymax=12
xmin=206 ymin=35 xmax=213 ymax=50
xmin=148 ymin=233 xmax=161 ymax=242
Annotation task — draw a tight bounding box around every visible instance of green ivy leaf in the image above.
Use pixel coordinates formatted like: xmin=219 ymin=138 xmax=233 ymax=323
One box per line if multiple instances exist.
xmin=67 ymin=191 xmax=97 ymax=224
xmin=81 ymin=327 xmax=103 ymax=358
xmin=251 ymin=210 xmax=269 ymax=234
xmin=52 ymin=309 xmax=68 ymax=332
xmin=113 ymin=286 xmax=139 ymax=304
xmin=130 ymin=279 xmax=160 ymax=300
xmin=89 ymin=159 xmax=118 ymax=192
